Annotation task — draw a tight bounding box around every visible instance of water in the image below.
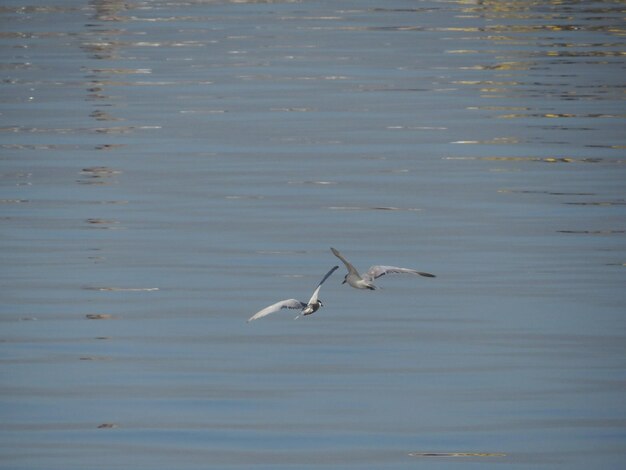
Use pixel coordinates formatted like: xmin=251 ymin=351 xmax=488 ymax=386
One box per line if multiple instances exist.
xmin=1 ymin=1 xmax=625 ymax=469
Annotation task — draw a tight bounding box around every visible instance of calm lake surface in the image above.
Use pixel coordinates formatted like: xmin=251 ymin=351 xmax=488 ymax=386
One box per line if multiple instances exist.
xmin=1 ymin=1 xmax=625 ymax=469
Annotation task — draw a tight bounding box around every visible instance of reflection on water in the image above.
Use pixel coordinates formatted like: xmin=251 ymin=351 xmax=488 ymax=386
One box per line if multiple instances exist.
xmin=409 ymin=451 xmax=507 ymax=458
xmin=446 ymin=156 xmax=624 ymax=164
xmin=1 ymin=0 xmax=625 ymax=469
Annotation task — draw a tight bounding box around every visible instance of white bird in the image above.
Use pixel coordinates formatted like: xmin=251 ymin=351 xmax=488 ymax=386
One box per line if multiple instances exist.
xmin=330 ymin=247 xmax=435 ymax=290
xmin=247 ymin=265 xmax=339 ymax=322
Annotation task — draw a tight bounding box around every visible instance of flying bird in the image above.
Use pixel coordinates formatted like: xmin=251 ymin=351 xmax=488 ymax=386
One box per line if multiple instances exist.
xmin=247 ymin=265 xmax=339 ymax=322
xmin=330 ymin=247 xmax=435 ymax=290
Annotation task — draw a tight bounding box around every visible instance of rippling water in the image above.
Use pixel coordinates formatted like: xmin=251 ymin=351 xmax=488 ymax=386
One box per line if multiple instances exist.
xmin=2 ymin=1 xmax=625 ymax=469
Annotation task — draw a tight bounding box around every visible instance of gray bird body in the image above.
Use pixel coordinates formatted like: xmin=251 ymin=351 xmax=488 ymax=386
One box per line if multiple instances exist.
xmin=247 ymin=265 xmax=339 ymax=322
xmin=330 ymin=247 xmax=435 ymax=290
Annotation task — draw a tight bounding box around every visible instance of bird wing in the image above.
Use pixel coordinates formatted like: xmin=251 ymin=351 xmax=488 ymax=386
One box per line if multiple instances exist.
xmin=330 ymin=247 xmax=360 ymax=276
xmin=364 ymin=265 xmax=436 ymax=282
xmin=307 ymin=265 xmax=339 ymax=305
xmin=247 ymin=298 xmax=306 ymax=322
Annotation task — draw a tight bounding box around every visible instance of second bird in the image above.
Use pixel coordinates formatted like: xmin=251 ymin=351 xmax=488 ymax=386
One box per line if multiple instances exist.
xmin=247 ymin=265 xmax=339 ymax=322
xmin=331 ymin=247 xmax=435 ymax=290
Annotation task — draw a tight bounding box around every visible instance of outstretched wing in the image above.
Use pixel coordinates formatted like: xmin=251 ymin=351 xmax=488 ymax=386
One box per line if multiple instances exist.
xmin=307 ymin=265 xmax=339 ymax=305
xmin=364 ymin=265 xmax=436 ymax=282
xmin=247 ymin=298 xmax=306 ymax=322
xmin=330 ymin=247 xmax=360 ymax=277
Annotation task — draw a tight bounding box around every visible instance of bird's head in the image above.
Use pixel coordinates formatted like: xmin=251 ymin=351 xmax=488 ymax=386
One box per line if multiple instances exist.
xmin=318 ymin=300 xmax=324 ymax=307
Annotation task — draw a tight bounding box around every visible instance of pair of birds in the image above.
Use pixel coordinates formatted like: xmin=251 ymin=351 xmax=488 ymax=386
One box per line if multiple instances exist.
xmin=247 ymin=247 xmax=435 ymax=322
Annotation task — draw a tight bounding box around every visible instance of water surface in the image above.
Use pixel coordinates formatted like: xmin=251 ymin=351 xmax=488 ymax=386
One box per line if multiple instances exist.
xmin=1 ymin=1 xmax=625 ymax=469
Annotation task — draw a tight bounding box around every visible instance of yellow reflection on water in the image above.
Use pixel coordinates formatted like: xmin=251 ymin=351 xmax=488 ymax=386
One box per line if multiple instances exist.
xmin=446 ymin=0 xmax=625 ymax=113
xmin=461 ymin=61 xmax=532 ymax=71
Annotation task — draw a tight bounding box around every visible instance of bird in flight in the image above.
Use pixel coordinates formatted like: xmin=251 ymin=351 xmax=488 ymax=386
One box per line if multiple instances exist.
xmin=330 ymin=247 xmax=435 ymax=290
xmin=247 ymin=265 xmax=339 ymax=322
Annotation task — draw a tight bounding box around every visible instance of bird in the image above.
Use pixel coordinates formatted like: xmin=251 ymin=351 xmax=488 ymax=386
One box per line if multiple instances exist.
xmin=330 ymin=247 xmax=435 ymax=290
xmin=247 ymin=265 xmax=339 ymax=322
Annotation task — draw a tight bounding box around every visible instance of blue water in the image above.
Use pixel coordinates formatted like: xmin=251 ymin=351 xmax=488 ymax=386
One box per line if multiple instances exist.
xmin=1 ymin=1 xmax=625 ymax=469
